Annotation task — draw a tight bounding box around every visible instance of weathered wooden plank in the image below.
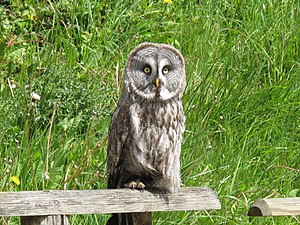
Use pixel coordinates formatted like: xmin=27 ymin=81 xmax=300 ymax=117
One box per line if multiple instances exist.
xmin=0 ymin=187 xmax=220 ymax=217
xmin=248 ymin=197 xmax=300 ymax=216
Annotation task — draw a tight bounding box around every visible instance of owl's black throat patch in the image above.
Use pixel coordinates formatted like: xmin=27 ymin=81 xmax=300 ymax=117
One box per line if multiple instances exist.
xmin=155 ymin=85 xmax=161 ymax=98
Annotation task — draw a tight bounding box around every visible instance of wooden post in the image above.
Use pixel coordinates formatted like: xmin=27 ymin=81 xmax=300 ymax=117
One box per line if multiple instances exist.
xmin=248 ymin=197 xmax=300 ymax=216
xmin=0 ymin=187 xmax=221 ymax=224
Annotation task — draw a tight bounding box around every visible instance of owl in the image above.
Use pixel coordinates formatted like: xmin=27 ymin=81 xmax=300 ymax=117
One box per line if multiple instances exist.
xmin=106 ymin=42 xmax=186 ymax=225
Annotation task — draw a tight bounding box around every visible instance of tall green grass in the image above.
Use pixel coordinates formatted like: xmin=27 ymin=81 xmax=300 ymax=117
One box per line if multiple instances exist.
xmin=1 ymin=0 xmax=299 ymax=224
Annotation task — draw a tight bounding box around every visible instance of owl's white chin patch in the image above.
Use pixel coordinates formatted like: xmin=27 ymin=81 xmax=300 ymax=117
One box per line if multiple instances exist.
xmin=134 ymin=85 xmax=175 ymax=101
xmin=157 ymin=86 xmax=174 ymax=100
xmin=134 ymin=85 xmax=177 ymax=101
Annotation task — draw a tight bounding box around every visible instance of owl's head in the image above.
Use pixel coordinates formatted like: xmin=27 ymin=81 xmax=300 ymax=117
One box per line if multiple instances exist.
xmin=124 ymin=42 xmax=186 ymax=101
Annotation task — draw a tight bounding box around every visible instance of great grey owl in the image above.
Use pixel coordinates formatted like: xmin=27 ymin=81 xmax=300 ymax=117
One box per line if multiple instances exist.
xmin=106 ymin=42 xmax=186 ymax=225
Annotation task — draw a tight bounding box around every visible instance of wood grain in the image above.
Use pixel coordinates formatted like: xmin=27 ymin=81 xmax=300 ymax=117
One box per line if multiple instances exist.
xmin=0 ymin=187 xmax=221 ymax=217
xmin=248 ymin=197 xmax=300 ymax=216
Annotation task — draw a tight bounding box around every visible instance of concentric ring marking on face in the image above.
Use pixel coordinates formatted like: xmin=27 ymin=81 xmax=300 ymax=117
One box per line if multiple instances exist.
xmin=130 ymin=46 xmax=158 ymax=81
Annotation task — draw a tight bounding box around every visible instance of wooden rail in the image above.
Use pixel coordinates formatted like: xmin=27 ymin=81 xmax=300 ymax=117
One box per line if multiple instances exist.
xmin=248 ymin=197 xmax=300 ymax=216
xmin=0 ymin=187 xmax=221 ymax=225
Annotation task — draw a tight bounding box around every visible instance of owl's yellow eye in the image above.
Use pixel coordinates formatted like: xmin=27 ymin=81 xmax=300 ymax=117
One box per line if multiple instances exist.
xmin=162 ymin=66 xmax=169 ymax=75
xmin=143 ymin=66 xmax=151 ymax=74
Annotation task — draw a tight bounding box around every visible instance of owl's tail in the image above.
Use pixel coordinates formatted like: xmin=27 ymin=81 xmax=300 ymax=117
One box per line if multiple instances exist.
xmin=106 ymin=212 xmax=152 ymax=225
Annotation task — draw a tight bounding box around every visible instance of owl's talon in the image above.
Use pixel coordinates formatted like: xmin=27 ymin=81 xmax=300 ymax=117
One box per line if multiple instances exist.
xmin=124 ymin=181 xmax=145 ymax=190
xmin=129 ymin=181 xmax=137 ymax=189
xmin=136 ymin=182 xmax=145 ymax=190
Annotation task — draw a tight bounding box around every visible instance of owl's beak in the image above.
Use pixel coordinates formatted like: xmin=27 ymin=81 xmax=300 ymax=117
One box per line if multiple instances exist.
xmin=155 ymin=78 xmax=161 ymax=89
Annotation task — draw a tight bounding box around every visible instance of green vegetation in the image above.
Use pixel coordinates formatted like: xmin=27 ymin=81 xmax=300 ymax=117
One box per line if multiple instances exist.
xmin=1 ymin=0 xmax=299 ymax=224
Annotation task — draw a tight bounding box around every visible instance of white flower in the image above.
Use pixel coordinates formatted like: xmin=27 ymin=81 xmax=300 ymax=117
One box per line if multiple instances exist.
xmin=10 ymin=80 xmax=17 ymax=89
xmin=31 ymin=92 xmax=41 ymax=100
xmin=43 ymin=172 xmax=50 ymax=180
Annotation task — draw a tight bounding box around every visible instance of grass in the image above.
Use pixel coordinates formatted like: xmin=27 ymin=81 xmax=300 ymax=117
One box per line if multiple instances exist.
xmin=0 ymin=0 xmax=299 ymax=224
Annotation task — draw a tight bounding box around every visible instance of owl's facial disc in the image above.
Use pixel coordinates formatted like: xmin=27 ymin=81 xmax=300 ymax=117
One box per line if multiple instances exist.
xmin=126 ymin=43 xmax=185 ymax=101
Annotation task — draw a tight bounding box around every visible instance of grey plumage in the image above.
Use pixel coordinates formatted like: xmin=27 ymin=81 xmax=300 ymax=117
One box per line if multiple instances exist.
xmin=106 ymin=42 xmax=186 ymax=225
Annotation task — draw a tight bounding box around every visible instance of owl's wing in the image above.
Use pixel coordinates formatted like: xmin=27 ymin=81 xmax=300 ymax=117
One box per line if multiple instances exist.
xmin=107 ymin=104 xmax=130 ymax=189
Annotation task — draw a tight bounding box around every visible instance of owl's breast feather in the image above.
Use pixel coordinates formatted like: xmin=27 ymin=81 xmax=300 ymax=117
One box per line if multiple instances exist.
xmin=128 ymin=101 xmax=183 ymax=177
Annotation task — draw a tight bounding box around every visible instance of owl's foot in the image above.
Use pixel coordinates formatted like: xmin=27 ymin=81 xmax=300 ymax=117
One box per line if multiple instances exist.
xmin=124 ymin=181 xmax=145 ymax=190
